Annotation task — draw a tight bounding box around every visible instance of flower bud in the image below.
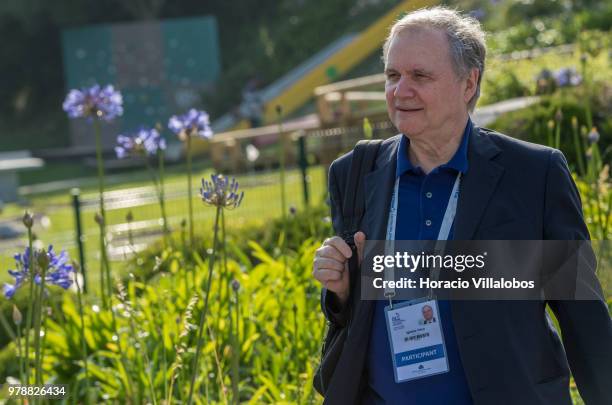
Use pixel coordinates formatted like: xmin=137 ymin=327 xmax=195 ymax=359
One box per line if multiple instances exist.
xmin=22 ymin=211 xmax=33 ymax=229
xmin=547 ymin=120 xmax=554 ymax=130
xmin=588 ymin=127 xmax=600 ymax=144
xmin=581 ymin=126 xmax=588 ymax=138
xmin=126 ymin=211 xmax=133 ymax=222
xmin=554 ymin=109 xmax=563 ymax=123
xmin=571 ymin=116 xmax=578 ymax=129
xmin=94 ymin=212 xmax=104 ymax=226
xmin=231 ymin=279 xmax=240 ymax=292
xmin=12 ymin=305 xmax=22 ymax=325
xmin=275 ymin=105 xmax=283 ymax=115
xmin=37 ymin=249 xmax=50 ymax=270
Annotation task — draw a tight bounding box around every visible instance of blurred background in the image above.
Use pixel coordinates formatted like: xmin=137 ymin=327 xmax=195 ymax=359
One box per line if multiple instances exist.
xmin=0 ymin=1 xmax=610 ymax=403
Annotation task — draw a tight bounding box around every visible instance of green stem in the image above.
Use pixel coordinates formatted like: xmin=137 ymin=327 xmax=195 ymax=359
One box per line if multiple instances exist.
xmin=572 ymin=122 xmax=586 ymax=176
xmin=293 ymin=304 xmax=300 ymax=403
xmin=580 ymin=57 xmax=593 ymax=130
xmin=159 ymin=149 xmax=169 ymax=241
xmin=187 ymin=205 xmax=222 ymax=405
xmin=74 ymin=267 xmax=89 ymax=398
xmin=207 ymin=324 xmax=229 ymax=405
xmin=157 ymin=299 xmax=168 ymax=403
xmin=94 ymin=120 xmax=112 ymax=307
xmin=0 ymin=309 xmax=15 ymax=340
xmin=40 ymin=303 xmax=49 ymax=390
xmin=554 ymin=120 xmax=561 ymax=150
xmin=127 ymin=220 xmax=134 ymax=247
xmin=24 ymin=227 xmax=34 ymax=385
xmin=145 ymin=155 xmax=168 ymax=247
xmin=34 ymin=263 xmax=47 ymax=386
xmin=546 ymin=124 xmax=554 ymax=148
xmin=16 ymin=318 xmax=25 ymax=390
xmin=186 ymin=135 xmax=195 ymax=247
xmin=222 ymin=209 xmax=228 ymax=338
xmin=231 ymin=287 xmax=240 ymax=404
xmin=99 ymin=227 xmax=107 ymax=309
xmin=93 ymin=120 xmax=107 ymax=221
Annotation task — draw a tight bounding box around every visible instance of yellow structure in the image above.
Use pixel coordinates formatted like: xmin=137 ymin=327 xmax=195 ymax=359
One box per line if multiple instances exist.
xmin=193 ymin=0 xmax=435 ymax=154
xmin=258 ymin=0 xmax=435 ymax=124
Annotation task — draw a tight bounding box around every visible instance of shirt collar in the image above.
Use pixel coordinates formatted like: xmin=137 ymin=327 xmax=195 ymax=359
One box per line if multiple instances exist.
xmin=396 ymin=118 xmax=472 ymax=178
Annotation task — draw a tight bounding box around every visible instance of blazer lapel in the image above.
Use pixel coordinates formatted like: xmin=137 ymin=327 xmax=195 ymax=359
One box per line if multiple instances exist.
xmin=451 ymin=128 xmax=504 ymax=393
xmin=454 ymin=126 xmax=504 ymax=240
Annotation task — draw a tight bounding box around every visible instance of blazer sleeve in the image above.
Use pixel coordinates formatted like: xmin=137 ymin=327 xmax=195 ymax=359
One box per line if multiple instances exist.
xmin=320 ymin=159 xmax=352 ymax=327
xmin=544 ymin=149 xmax=612 ymax=404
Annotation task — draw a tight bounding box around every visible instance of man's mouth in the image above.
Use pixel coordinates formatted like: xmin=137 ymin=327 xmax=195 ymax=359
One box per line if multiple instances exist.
xmin=396 ymin=107 xmax=423 ymax=112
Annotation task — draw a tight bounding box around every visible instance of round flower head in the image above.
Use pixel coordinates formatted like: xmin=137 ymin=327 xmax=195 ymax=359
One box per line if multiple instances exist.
xmin=3 ymin=245 xmax=74 ymax=299
xmin=63 ymin=84 xmax=123 ymax=122
xmin=553 ymin=67 xmax=582 ymax=87
xmin=200 ymin=174 xmax=244 ymax=209
xmin=587 ymin=127 xmax=600 ymax=144
xmin=168 ymin=109 xmax=213 ymax=140
xmin=115 ymin=127 xmax=166 ymax=159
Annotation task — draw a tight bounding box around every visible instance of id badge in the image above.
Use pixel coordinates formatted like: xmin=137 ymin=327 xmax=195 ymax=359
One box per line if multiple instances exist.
xmin=384 ymin=298 xmax=450 ymax=383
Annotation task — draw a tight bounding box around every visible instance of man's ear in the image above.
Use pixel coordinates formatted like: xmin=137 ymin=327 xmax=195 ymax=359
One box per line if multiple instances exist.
xmin=464 ymin=68 xmax=479 ymax=104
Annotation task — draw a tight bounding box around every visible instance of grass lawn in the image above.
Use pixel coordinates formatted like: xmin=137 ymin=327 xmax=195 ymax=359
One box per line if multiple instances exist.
xmin=0 ymin=164 xmax=328 ymax=286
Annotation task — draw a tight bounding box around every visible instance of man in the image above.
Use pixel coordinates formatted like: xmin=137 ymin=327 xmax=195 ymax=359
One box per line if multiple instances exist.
xmin=312 ymin=7 xmax=612 ymax=405
xmin=420 ymin=305 xmax=436 ymax=324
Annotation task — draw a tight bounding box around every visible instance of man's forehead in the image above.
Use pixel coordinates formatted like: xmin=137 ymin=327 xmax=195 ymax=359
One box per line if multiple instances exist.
xmin=385 ymin=28 xmax=451 ymax=70
xmin=386 ymin=27 xmax=449 ymax=57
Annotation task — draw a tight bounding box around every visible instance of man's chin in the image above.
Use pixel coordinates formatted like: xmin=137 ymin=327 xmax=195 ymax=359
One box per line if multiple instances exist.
xmin=394 ymin=122 xmax=425 ymax=137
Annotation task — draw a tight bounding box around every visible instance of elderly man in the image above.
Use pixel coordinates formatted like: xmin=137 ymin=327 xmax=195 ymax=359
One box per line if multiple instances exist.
xmin=312 ymin=6 xmax=612 ymax=405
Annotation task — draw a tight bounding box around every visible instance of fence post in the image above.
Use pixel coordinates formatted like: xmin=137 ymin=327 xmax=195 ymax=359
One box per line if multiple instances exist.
xmin=298 ymin=135 xmax=310 ymax=206
xmin=71 ymin=188 xmax=87 ymax=293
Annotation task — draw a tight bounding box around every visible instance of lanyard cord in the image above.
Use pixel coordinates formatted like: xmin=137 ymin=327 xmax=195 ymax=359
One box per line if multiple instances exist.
xmin=384 ymin=173 xmax=462 ymax=307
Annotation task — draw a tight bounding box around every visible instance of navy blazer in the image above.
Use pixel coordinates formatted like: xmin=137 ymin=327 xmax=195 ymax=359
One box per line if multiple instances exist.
xmin=319 ymin=126 xmax=612 ymax=405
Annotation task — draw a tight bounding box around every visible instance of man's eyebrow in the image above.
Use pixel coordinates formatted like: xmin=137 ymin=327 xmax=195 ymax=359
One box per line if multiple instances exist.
xmin=413 ymin=68 xmax=433 ymax=76
xmin=384 ymin=67 xmax=434 ymax=76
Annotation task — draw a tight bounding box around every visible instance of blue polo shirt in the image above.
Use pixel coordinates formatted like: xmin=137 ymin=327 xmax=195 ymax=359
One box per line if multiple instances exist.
xmin=364 ymin=119 xmax=473 ymax=404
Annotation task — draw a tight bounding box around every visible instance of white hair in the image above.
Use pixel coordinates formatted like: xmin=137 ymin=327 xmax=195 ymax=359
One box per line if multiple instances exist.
xmin=382 ymin=6 xmax=487 ymax=112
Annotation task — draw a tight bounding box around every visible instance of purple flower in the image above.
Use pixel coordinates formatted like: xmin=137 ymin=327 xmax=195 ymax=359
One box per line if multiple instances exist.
xmin=3 ymin=245 xmax=74 ymax=299
xmin=200 ymin=174 xmax=244 ymax=209
xmin=553 ymin=68 xmax=582 ymax=87
xmin=63 ymin=84 xmax=123 ymax=122
xmin=115 ymin=127 xmax=166 ymax=158
xmin=588 ymin=127 xmax=600 ymax=144
xmin=469 ymin=8 xmax=485 ymax=21
xmin=168 ymin=109 xmax=213 ymax=140
xmin=3 ymin=283 xmax=17 ymax=299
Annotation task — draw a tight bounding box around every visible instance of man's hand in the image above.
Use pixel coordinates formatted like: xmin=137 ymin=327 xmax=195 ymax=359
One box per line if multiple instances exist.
xmin=313 ymin=231 xmax=366 ymax=306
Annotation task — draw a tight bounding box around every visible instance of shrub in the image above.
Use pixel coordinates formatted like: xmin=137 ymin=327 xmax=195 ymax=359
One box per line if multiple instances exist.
xmin=487 ymin=85 xmax=612 ymax=169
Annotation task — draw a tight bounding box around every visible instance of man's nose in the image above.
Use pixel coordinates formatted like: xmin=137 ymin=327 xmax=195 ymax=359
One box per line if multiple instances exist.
xmin=393 ymin=77 xmax=416 ymax=98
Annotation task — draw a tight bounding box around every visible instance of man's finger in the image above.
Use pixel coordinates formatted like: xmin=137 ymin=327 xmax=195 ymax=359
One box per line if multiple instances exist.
xmin=324 ymin=236 xmax=352 ymax=259
xmin=314 ymin=257 xmax=345 ymax=272
xmin=354 ymin=231 xmax=366 ymax=264
xmin=313 ymin=268 xmax=343 ymax=283
xmin=316 ymin=245 xmax=348 ymax=263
